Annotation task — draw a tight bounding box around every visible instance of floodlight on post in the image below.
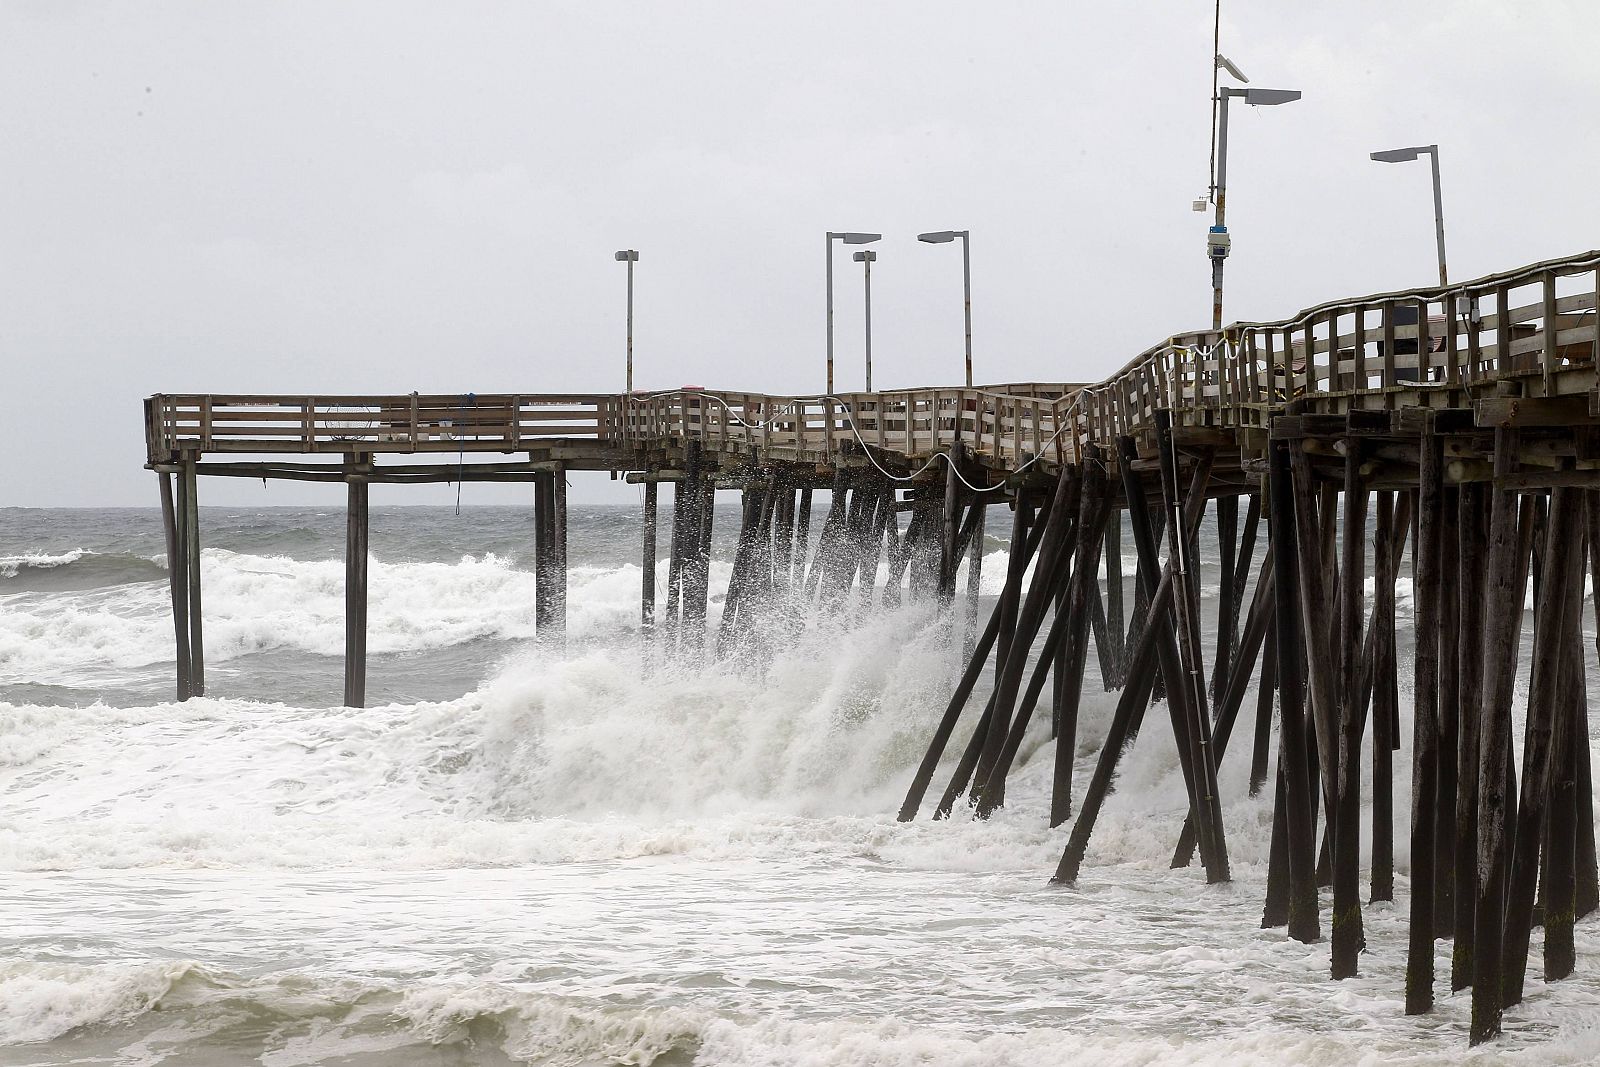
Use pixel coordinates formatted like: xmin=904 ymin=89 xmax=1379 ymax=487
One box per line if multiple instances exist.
xmin=614 ymin=250 xmax=639 ymax=394
xmin=826 ymin=232 xmax=882 ymax=393
xmin=852 ymin=249 xmax=877 ymax=392
xmin=918 ymin=230 xmax=973 ymax=387
xmin=1370 ymin=144 xmax=1448 ymax=285
xmin=1210 ymin=83 xmax=1301 ymax=329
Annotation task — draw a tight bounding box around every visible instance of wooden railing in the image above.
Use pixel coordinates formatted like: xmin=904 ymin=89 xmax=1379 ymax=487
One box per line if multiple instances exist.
xmin=145 ymin=249 xmax=1600 ymax=472
xmin=144 ymin=386 xmax=1088 ymax=468
xmin=1072 ymin=248 xmax=1600 ymax=451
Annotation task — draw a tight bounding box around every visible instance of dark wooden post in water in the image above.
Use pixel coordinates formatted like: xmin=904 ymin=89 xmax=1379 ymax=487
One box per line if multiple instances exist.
xmin=1154 ymin=411 xmax=1229 ymax=883
xmin=974 ymin=466 xmax=1082 ymax=814
xmin=180 ymin=454 xmax=205 ymax=697
xmin=897 ymin=509 xmax=1052 ymax=823
xmin=1454 ymin=480 xmax=1489 ymax=991
xmin=553 ymin=466 xmax=569 ymax=632
xmin=533 ymin=466 xmax=570 ymax=642
xmin=1044 ymin=452 xmax=1111 ymax=824
xmin=1501 ymin=485 xmax=1583 ymax=1010
xmin=344 ymin=456 xmax=370 ymax=708
xmin=1052 ymin=437 xmax=1214 ymax=884
xmin=940 ymin=442 xmax=965 ymax=605
xmin=1268 ymin=436 xmax=1319 ymax=943
xmin=157 ymin=471 xmax=193 ymax=701
xmin=1103 ymin=511 xmax=1125 ymax=686
xmin=535 ymin=471 xmax=551 ymax=629
xmin=1331 ymin=435 xmax=1368 ymax=979
xmin=971 ymin=491 xmax=1034 ymax=794
xmin=641 ymin=480 xmax=658 ymax=638
xmin=1210 ymin=494 xmax=1238 ymax=709
xmin=963 ymin=497 xmax=987 ymax=661
xmin=1406 ymin=428 xmax=1443 ymax=1014
xmin=1471 ymin=427 xmax=1524 ymax=1046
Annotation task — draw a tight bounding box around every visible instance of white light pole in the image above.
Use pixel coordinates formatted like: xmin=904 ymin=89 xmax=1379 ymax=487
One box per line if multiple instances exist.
xmin=852 ymin=248 xmax=877 ymax=391
xmin=826 ymin=232 xmax=880 ymax=393
xmin=614 ymin=250 xmax=638 ymax=393
xmin=918 ymin=230 xmax=972 ymax=387
xmin=1370 ymin=145 xmax=1448 ymax=285
xmin=1210 ymin=83 xmax=1301 ymax=329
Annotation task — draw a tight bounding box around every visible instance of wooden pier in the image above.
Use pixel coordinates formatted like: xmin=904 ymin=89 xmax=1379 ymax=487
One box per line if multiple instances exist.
xmin=144 ymin=247 xmax=1600 ymax=1045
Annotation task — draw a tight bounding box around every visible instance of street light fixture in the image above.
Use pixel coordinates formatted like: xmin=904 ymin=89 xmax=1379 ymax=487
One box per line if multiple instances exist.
xmin=826 ymin=232 xmax=881 ymax=393
xmin=918 ymin=230 xmax=973 ymax=387
xmin=852 ymin=249 xmax=877 ymax=392
xmin=1370 ymin=144 xmax=1448 ymax=285
xmin=1209 ymin=83 xmax=1302 ymax=329
xmin=614 ymin=250 xmax=639 ymax=393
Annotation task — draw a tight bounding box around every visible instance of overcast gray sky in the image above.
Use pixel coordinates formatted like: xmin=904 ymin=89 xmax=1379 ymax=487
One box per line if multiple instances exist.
xmin=4 ymin=1 xmax=1597 ymax=508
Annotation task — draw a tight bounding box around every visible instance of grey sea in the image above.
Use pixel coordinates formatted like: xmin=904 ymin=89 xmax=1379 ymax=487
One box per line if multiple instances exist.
xmin=3 ymin=504 xmax=1598 ymax=1065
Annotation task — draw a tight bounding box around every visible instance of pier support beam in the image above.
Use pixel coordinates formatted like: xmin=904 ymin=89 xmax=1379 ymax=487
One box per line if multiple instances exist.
xmin=1501 ymin=484 xmax=1583 ymax=1009
xmin=1406 ymin=429 xmax=1444 ymax=1014
xmin=641 ymin=480 xmax=658 ymax=638
xmin=344 ymin=456 xmax=369 ymax=708
xmin=157 ymin=471 xmax=193 ymax=701
xmin=534 ymin=468 xmax=569 ymax=640
xmin=180 ymin=454 xmax=205 ymax=698
xmin=1471 ymin=427 xmax=1524 ymax=1046
xmin=1156 ymin=411 xmax=1229 ymax=883
xmin=1269 ymin=436 xmax=1319 ymax=944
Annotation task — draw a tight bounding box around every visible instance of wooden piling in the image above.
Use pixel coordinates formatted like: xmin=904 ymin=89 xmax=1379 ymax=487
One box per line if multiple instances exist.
xmin=180 ymin=455 xmax=205 ymax=697
xmin=1470 ymin=427 xmax=1525 ymax=1045
xmin=1331 ymin=437 xmax=1368 ymax=979
xmin=972 ymin=491 xmax=1035 ymax=794
xmin=344 ymin=458 xmax=369 ymax=708
xmin=1042 ymin=455 xmax=1113 ymax=823
xmin=1370 ymin=491 xmax=1399 ymax=904
xmin=1454 ymin=481 xmax=1488 ymax=990
xmin=1269 ymin=436 xmax=1319 ymax=944
xmin=642 ymin=480 xmax=658 ymax=637
xmin=1543 ymin=578 xmax=1584 ymax=982
xmin=1211 ymin=494 xmax=1239 ymax=710
xmin=1051 ymin=436 xmax=1213 ymax=882
xmin=1435 ymin=484 xmax=1461 ymax=931
xmin=897 ymin=511 xmax=1051 ymax=822
xmin=1170 ymin=549 xmax=1273 ymax=869
xmin=1155 ymin=411 xmax=1228 ymax=883
xmin=1501 ymin=485 xmax=1582 ymax=1009
xmin=940 ymin=442 xmax=965 ymax=605
xmin=552 ymin=465 xmax=568 ymax=633
xmin=535 ymin=469 xmax=555 ymax=634
xmin=963 ymin=497 xmax=988 ymax=661
xmin=976 ymin=465 xmax=1083 ymax=814
xmin=1103 ymin=510 xmax=1125 ymax=686
xmin=1406 ymin=429 xmax=1443 ymax=1015
xmin=1247 ymin=627 xmax=1278 ymax=798
xmin=157 ymin=471 xmax=192 ymax=701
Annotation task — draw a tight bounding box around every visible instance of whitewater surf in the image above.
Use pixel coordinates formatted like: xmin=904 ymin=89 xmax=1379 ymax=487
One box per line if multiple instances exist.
xmin=4 ymin=504 xmax=1599 ymax=1065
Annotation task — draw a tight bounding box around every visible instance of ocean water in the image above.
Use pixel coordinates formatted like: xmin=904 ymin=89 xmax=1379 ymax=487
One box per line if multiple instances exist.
xmin=3 ymin=502 xmax=1599 ymax=1066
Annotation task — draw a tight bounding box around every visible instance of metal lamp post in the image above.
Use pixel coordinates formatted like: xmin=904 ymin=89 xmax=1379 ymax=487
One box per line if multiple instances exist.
xmin=1370 ymin=145 xmax=1448 ymax=285
xmin=1210 ymin=85 xmax=1302 ymax=329
xmin=826 ymin=232 xmax=881 ymax=393
xmin=614 ymin=250 xmax=639 ymax=393
xmin=852 ymin=249 xmax=877 ymax=391
xmin=918 ymin=230 xmax=972 ymax=387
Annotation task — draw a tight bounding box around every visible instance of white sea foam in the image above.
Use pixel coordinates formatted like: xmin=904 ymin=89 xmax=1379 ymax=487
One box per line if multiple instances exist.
xmin=0 ymin=548 xmax=90 ymax=577
xmin=8 ymin=520 xmax=1600 ymax=1064
xmin=0 ymin=549 xmax=736 ymax=685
